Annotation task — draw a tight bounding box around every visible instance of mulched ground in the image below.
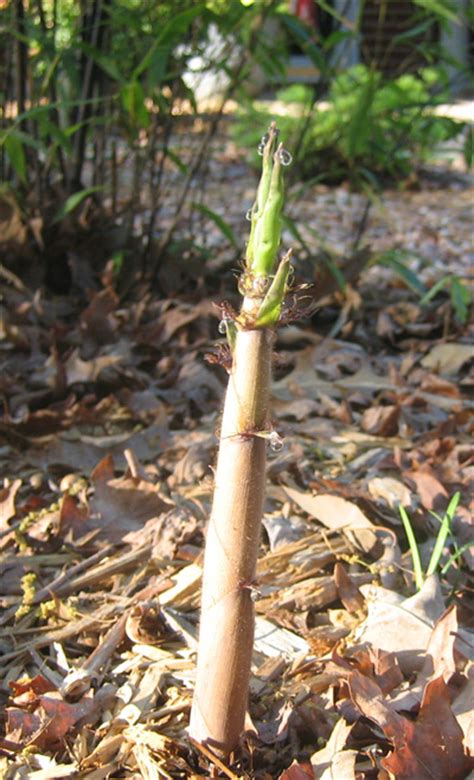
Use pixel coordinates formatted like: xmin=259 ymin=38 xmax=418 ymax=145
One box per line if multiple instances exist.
xmin=0 ymin=120 xmax=473 ymax=779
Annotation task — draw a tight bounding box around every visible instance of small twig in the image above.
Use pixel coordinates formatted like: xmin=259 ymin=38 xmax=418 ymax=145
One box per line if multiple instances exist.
xmin=0 ymin=261 xmax=29 ymax=293
xmin=32 ymin=545 xmax=115 ymax=605
xmin=0 ymin=604 xmax=119 ymax=664
xmin=55 ymin=544 xmax=150 ymax=595
xmin=60 ymin=611 xmax=128 ymax=699
xmin=124 ymin=448 xmax=142 ymax=478
xmin=29 ymin=647 xmax=65 ymax=689
xmin=188 ymin=737 xmax=240 ymax=780
xmin=0 ymin=545 xmax=149 ymax=628
xmin=351 ymin=195 xmax=372 ymax=253
xmin=142 ymin=106 xmax=174 ymax=265
xmin=111 ymin=140 xmax=117 ymax=216
xmin=0 ymin=545 xmax=114 ymax=627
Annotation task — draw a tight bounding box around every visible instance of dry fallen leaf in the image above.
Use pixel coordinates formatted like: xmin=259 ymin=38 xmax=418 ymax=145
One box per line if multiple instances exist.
xmin=279 ymin=759 xmax=315 ymax=780
xmin=310 ymin=718 xmax=357 ymax=780
xmin=354 ymin=575 xmax=446 ymax=674
xmin=88 ymin=454 xmax=172 ymax=543
xmin=367 ymin=476 xmax=412 ymax=509
xmin=391 ymin=604 xmax=461 ymax=711
xmin=452 ymin=663 xmax=474 ymax=754
xmin=6 ymin=675 xmax=115 ymax=751
xmin=361 ymin=404 xmax=400 ymax=436
xmin=64 ymin=349 xmax=122 ymax=385
xmin=283 ymin=487 xmax=378 ymax=553
xmin=57 ymin=493 xmax=90 ymax=539
xmin=349 ymin=671 xmax=472 ymax=780
xmin=421 ymin=343 xmax=473 ymax=376
xmin=323 ymin=644 xmax=403 ymax=697
xmin=334 ymin=562 xmax=365 ymax=614
xmin=0 ymin=479 xmax=21 ymax=529
xmin=79 ymin=286 xmax=120 ymax=345
xmin=405 ymin=467 xmax=449 ymax=511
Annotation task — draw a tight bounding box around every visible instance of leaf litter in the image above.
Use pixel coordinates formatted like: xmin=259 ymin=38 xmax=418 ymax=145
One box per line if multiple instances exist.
xmin=0 ymin=129 xmax=473 ymax=779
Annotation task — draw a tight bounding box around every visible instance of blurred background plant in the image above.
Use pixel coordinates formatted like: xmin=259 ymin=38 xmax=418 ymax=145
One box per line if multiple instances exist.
xmin=0 ymin=0 xmax=287 ymax=289
xmin=234 ymin=65 xmax=468 ymax=185
xmin=0 ymin=0 xmax=471 ymax=305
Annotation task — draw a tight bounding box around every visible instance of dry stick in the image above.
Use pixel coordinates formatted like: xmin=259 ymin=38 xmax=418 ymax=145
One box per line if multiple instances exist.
xmin=0 ymin=544 xmax=148 ymax=628
xmin=36 ymin=544 xmax=151 ymax=601
xmin=111 ymin=140 xmax=118 ymax=217
xmin=0 ymin=545 xmax=111 ymax=627
xmin=59 ymin=611 xmax=129 ymax=700
xmin=142 ymin=104 xmax=174 ymax=265
xmin=188 ymin=737 xmax=241 ymax=780
xmin=0 ymin=608 xmax=117 ymax=664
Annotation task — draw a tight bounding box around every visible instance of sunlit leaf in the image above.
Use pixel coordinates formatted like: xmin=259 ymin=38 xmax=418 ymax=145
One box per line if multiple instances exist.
xmin=133 ymin=5 xmax=206 ymax=80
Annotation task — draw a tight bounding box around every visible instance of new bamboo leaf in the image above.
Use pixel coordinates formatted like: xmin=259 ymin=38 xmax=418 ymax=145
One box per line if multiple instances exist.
xmin=254 ymin=253 xmax=292 ymax=327
xmin=246 ymin=124 xmax=279 ymax=267
xmin=251 ymin=146 xmax=287 ymax=277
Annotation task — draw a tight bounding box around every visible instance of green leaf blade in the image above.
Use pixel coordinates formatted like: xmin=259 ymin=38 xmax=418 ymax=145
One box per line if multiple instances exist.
xmin=52 ymin=186 xmax=104 ymax=224
xmin=191 ymin=203 xmax=238 ymax=249
xmin=399 ymin=505 xmax=425 ymax=591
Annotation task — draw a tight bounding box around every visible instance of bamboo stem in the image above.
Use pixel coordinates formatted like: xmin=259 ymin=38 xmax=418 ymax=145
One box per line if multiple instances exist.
xmin=190 ymin=122 xmax=291 ymax=755
xmin=189 ymin=326 xmax=272 ymax=754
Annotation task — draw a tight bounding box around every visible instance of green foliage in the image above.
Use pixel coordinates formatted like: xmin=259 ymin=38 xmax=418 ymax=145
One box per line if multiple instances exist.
xmin=420 ymin=274 xmax=471 ymax=324
xmin=378 ymin=249 xmax=428 ymax=296
xmin=378 ymin=250 xmax=471 ymax=325
xmin=1 ymin=0 xmax=289 ymax=278
xmin=191 ymin=202 xmax=239 ymax=248
xmin=234 ymin=65 xmax=466 ymax=185
xmin=3 ymin=131 xmax=27 ymax=183
xmin=399 ymin=492 xmax=461 ymax=590
xmin=254 ymin=253 xmax=292 ymax=326
xmin=52 ymin=186 xmax=104 ymax=224
xmin=463 ymin=125 xmax=473 ymax=169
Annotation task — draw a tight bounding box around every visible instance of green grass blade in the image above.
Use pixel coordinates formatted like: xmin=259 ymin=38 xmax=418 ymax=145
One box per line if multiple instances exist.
xmin=426 ymin=492 xmax=460 ymax=578
xmin=441 ymin=541 xmax=472 ymax=575
xmin=419 ymin=276 xmax=450 ymax=305
xmin=450 ymin=277 xmax=470 ymax=324
xmin=399 ymin=505 xmax=424 ymax=590
xmin=379 ymin=250 xmax=427 ymax=296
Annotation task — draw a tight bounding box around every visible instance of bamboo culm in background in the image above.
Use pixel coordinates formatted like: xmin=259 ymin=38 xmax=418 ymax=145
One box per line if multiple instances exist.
xmin=189 ymin=123 xmax=292 ymax=755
